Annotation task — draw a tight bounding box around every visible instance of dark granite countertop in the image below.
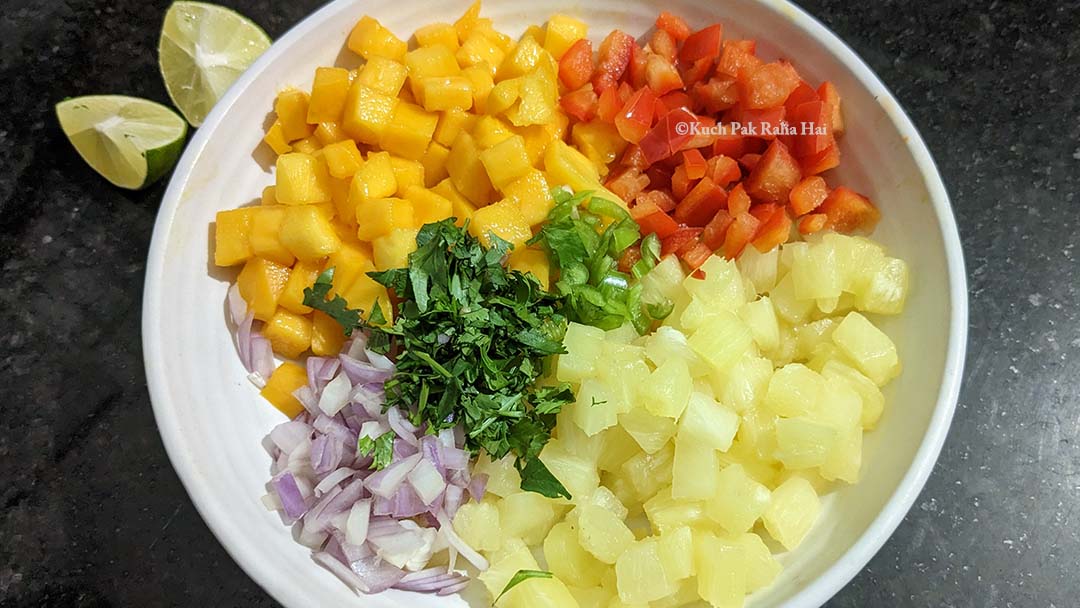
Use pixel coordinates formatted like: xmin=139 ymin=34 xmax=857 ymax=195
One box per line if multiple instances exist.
xmin=2 ymin=0 xmax=1078 ymax=606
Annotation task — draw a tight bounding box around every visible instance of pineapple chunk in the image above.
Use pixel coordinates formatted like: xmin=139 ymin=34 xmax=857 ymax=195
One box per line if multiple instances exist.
xmin=790 ymin=240 xmax=843 ymax=300
xmin=620 ymin=444 xmax=674 ymax=500
xmin=478 ymin=538 xmax=538 ymax=599
xmin=501 ymin=576 xmax=579 ymax=608
xmin=713 ymin=355 xmax=773 ymax=414
xmin=770 ymin=273 xmax=814 ymax=324
xmin=678 ymin=392 xmax=739 ymax=451
xmin=671 ymin=437 xmax=718 ymax=500
xmin=572 ymin=378 xmax=619 ymax=436
xmin=738 ymin=297 xmax=780 ymax=352
xmin=857 ymin=256 xmax=909 ymax=315
xmin=687 ymin=311 xmax=754 ymax=372
xmin=821 ymin=425 xmax=863 ymax=483
xmin=832 ymin=311 xmax=901 ymax=386
xmin=615 ymin=539 xmax=678 ymax=603
xmin=737 ymin=244 xmax=779 ymax=294
xmin=738 ymin=532 xmax=781 ymax=592
xmin=576 ymin=504 xmax=634 ymax=564
xmin=657 ymin=526 xmax=695 ymax=582
xmin=764 ymin=363 xmax=824 ymax=418
xmin=683 ymin=256 xmax=748 ymax=311
xmin=762 ymin=476 xmax=820 ymax=550
xmin=544 ymin=521 xmax=606 ymax=588
xmin=821 ymin=360 xmax=885 ymax=429
xmin=595 ymin=426 xmax=640 ymax=473
xmin=706 ymin=464 xmax=771 ymax=534
xmin=452 ymin=499 xmax=502 ymax=552
xmin=498 ymin=491 xmax=559 ymax=545
xmin=775 ymin=416 xmax=839 ymax=469
xmin=639 ymin=357 xmax=692 ymax=419
xmin=540 ymin=440 xmax=599 ymax=499
xmin=694 ymin=532 xmax=747 ymax=608
xmin=557 ymin=322 xmax=605 ymax=382
xmin=475 ymin=452 xmax=522 ymax=498
xmin=618 ymin=407 xmax=677 ymax=455
xmin=642 ymin=487 xmax=708 ymax=535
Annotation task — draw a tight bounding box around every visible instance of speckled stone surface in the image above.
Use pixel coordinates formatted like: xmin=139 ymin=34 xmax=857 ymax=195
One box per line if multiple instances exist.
xmin=1 ymin=0 xmax=1078 ymax=606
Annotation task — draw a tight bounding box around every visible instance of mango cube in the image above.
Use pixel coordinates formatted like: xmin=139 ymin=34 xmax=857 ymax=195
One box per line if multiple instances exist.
xmin=278 ymin=259 xmax=323 ymax=315
xmin=544 ymin=140 xmax=603 ymax=193
xmin=471 ymin=115 xmax=515 ymax=148
xmin=307 ymin=67 xmax=350 ymax=123
xmin=275 ymin=153 xmax=332 ymax=204
xmin=433 ymin=178 xmax=477 ymax=226
xmin=250 ymin=206 xmax=294 ymax=266
xmin=469 ymin=198 xmax=531 ymax=249
xmin=260 ymin=362 xmax=308 ymax=417
xmin=420 ymin=142 xmax=451 ymax=187
xmin=263 ymin=121 xmax=291 ymax=155
xmin=390 ymin=157 xmax=425 ymax=194
xmin=503 ymin=169 xmax=554 ymax=225
xmin=314 ymin=121 xmax=348 ymax=146
xmin=321 ymin=139 xmax=364 ymax=179
xmin=324 ymin=240 xmax=375 ymax=296
xmin=417 ymin=76 xmax=474 ymax=112
xmin=311 ymin=311 xmax=346 ymax=356
xmin=355 ymin=197 xmax=415 ymax=241
xmin=433 ymin=108 xmax=477 ymax=148
xmin=356 ymin=56 xmax=408 ymax=97
xmin=274 ymin=89 xmax=314 ymax=141
xmin=479 ymin=134 xmax=531 ymax=190
xmin=497 ymin=35 xmax=545 ymax=80
xmin=414 ymin=22 xmax=459 ymax=51
xmin=404 ymin=186 xmax=453 ymax=225
xmin=237 ymin=257 xmax=291 ymax=321
xmin=447 ymin=132 xmax=495 ymax=205
xmin=507 ymin=247 xmax=550 ymax=290
xmin=342 ymin=83 xmax=397 ymax=144
xmin=486 ymin=78 xmax=521 ymax=116
xmin=279 ymin=205 xmax=341 ymax=262
xmin=263 ymin=307 xmax=312 ymax=359
xmin=507 ymin=66 xmax=557 ymax=127
xmin=544 ymin=14 xmax=588 ymax=60
xmin=347 ymin=16 xmax=407 ymax=61
xmin=404 ymin=45 xmax=461 ymax=99
xmin=378 ymin=102 xmax=439 ymax=161
xmin=343 ymin=151 xmax=397 ymax=219
xmin=290 ymin=136 xmax=320 ymax=155
xmin=373 ymin=228 xmax=419 ymax=270
xmin=572 ymin=120 xmax=628 ymax=175
xmin=214 ymin=207 xmax=256 ymax=266
xmin=340 ymin=273 xmax=393 ymax=323
xmin=461 ymin=65 xmax=494 ymax=113
xmin=456 ymin=30 xmax=506 ymax=75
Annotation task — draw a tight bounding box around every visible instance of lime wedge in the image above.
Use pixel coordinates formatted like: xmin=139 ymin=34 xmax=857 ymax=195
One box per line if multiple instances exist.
xmin=159 ymin=1 xmax=271 ymax=127
xmin=56 ymin=95 xmax=188 ymax=190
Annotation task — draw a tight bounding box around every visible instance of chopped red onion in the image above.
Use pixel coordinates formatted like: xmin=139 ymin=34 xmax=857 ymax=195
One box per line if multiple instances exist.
xmin=365 ymin=453 xmax=421 ymax=499
xmin=251 ymin=335 xmax=275 ymax=381
xmin=318 ymin=373 xmax=353 ymax=416
xmin=393 ymin=437 xmax=419 ymax=460
xmin=345 ymin=499 xmax=371 ymax=546
xmin=436 ymin=579 xmax=472 ymax=596
xmin=340 ymin=354 xmax=394 ymax=385
xmin=365 ymin=348 xmax=394 ymax=371
xmin=345 ymin=334 xmax=368 ymax=360
xmin=443 ymin=485 xmax=464 ymax=518
xmin=269 ymin=420 xmax=312 ymax=454
xmin=313 ymin=415 xmax=357 ymax=448
xmin=314 ymin=467 xmax=355 ymax=497
xmin=408 ymin=459 xmax=447 ymax=506
xmin=272 ymin=472 xmax=308 ymax=520
xmin=467 ymin=473 xmax=488 ymax=502
xmin=435 ymin=512 xmax=488 ymax=571
xmin=292 ymin=385 xmax=319 ymax=415
xmin=350 ymin=384 xmax=386 ymax=417
xmin=388 ymin=407 xmax=419 ymax=446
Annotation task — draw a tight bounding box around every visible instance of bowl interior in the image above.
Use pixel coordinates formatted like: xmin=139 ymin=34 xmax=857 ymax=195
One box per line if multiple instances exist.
xmin=143 ymin=1 xmax=964 ymax=606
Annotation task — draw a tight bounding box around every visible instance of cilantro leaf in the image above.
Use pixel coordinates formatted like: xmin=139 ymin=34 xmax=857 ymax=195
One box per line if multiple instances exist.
xmin=302 ymin=268 xmax=362 ymax=335
xmin=495 ymin=570 xmax=554 ymax=604
xmin=357 ymin=431 xmax=395 ymax=470
xmin=517 ymin=457 xmax=571 ymax=500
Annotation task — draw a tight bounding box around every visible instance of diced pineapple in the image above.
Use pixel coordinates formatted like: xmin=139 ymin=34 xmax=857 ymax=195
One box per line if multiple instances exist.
xmin=576 ymin=504 xmax=634 ymax=564
xmin=775 ymin=416 xmax=838 ymax=470
xmin=620 ymin=444 xmax=674 ymax=500
xmin=821 ymin=425 xmax=862 ymax=483
xmin=812 ymin=376 xmax=863 ymax=432
xmin=738 ymin=245 xmax=779 ymax=294
xmin=821 ymin=359 xmax=885 ymax=429
xmin=501 ymin=576 xmax=579 ymax=608
xmin=452 ymin=499 xmax=502 ymax=552
xmin=262 ymin=307 xmax=312 ymax=359
xmin=543 ymin=14 xmax=587 ymax=60
xmin=616 ymin=539 xmax=678 ymax=603
xmin=618 ymin=407 xmax=677 ymax=455
xmin=737 ymin=532 xmax=781 ymax=593
xmin=687 ymin=311 xmax=754 ymax=372
xmin=671 ymin=437 xmax=718 ymax=500
xmin=790 ymin=240 xmax=842 ymax=301
xmin=540 ymin=440 xmax=599 ymax=499
xmin=794 ymin=317 xmax=838 ymax=362
xmin=640 ymin=256 xmax=687 ymax=308
xmin=857 ymin=256 xmax=909 ymax=315
xmin=595 ymin=426 xmax=640 ymax=473
xmin=576 ymin=485 xmax=629 ymax=520
xmin=694 ymin=532 xmax=747 ymax=608
xmin=544 ymin=521 xmax=607 ymax=588
xmin=275 ymin=153 xmax=332 ymax=204
xmin=644 ymin=326 xmax=709 ymax=378
xmin=678 ymin=392 xmax=739 ymax=451
xmin=762 ymin=476 xmax=820 ymax=550
xmin=770 ymin=273 xmax=815 ymax=324
xmin=567 ymin=585 xmax=612 ymax=608
xmin=571 ymin=378 xmax=619 ymax=437
xmin=347 ymin=15 xmax=407 ymax=61
xmin=557 ymin=322 xmax=606 ymax=383
xmin=713 ymin=355 xmax=773 ymax=414
xmin=739 ymin=297 xmax=780 ymax=352
xmin=657 ymin=526 xmax=694 ymax=582
xmin=832 ymin=312 xmax=900 ymax=386
xmin=498 ymin=491 xmax=559 ymax=545
xmin=475 ymin=452 xmax=522 ymax=498
xmin=684 ymin=256 xmax=748 ymax=310
xmin=478 ymin=538 xmax=539 ymax=599
xmin=641 ymin=486 xmax=708 ymax=535
xmin=764 ymin=363 xmax=824 ymax=418
xmin=706 ymin=464 xmax=771 ymax=534
xmin=640 ymin=358 xmax=692 ymax=419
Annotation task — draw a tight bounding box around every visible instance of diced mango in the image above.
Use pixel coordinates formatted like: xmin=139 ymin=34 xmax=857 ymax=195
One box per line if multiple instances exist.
xmin=214 ymin=207 xmax=256 ymax=266
xmin=343 ymin=151 xmax=397 ymax=220
xmin=457 ymin=30 xmax=506 ymax=75
xmin=420 ymin=141 xmax=451 ymax=187
xmin=279 ymin=205 xmax=341 ymax=261
xmin=341 ymin=271 xmax=393 ymax=323
xmin=544 ymin=140 xmax=603 ymax=193
xmin=311 ymin=310 xmax=346 ymax=356
xmin=507 ymin=247 xmax=550 ymax=290
xmin=342 ymin=83 xmax=397 ymax=144
xmin=249 ymin=206 xmax=294 ymax=266
xmin=263 ymin=307 xmax=312 ymax=359
xmin=324 ymin=240 xmax=375 ymax=296
xmin=329 ymin=178 xmax=352 ymax=222
xmin=433 ymin=108 xmax=477 ymax=148
xmin=390 ymin=156 xmax=425 ymax=194
xmin=417 ymin=76 xmax=474 ymax=112
xmin=472 ymin=115 xmax=516 ymax=148
xmin=461 ymin=65 xmax=494 ymax=113
xmin=237 ymin=257 xmax=291 ymax=321
xmin=373 ymin=228 xmax=419 ymax=270
xmin=479 ymin=135 xmax=531 ymax=190
xmin=314 ymin=121 xmax=348 ymax=146
xmin=356 ymin=56 xmax=408 ymax=97
xmin=572 ymin=120 xmax=628 ymax=176
xmin=544 ymin=14 xmax=588 ymax=60
xmin=404 ymin=45 xmax=461 ymax=99
xmin=347 ymin=16 xmax=406 ymax=61
xmin=321 ymin=139 xmax=364 ymax=179
xmin=275 ymin=153 xmax=332 ymax=204
xmin=378 ymin=102 xmax=439 ymax=161
xmin=507 ymin=66 xmax=557 ymax=127
xmin=516 ymin=124 xmax=557 ymax=167
xmin=274 ymin=89 xmax=314 ymax=141
xmin=447 ymin=132 xmax=495 ymax=205
xmin=261 ymin=186 xmax=277 ymax=206
xmin=486 ymin=78 xmax=521 ymax=116
xmin=503 ymin=169 xmax=553 ymax=226
xmin=263 ymin=121 xmax=291 ymax=155
xmin=414 ymin=22 xmax=459 ymax=52
xmin=498 ymin=36 xmax=546 ymax=80
xmin=290 ymin=136 xmax=320 ymax=155
xmin=469 ymin=198 xmax=531 ymax=249
xmin=260 ymin=362 xmax=308 ymax=417
xmin=404 ymin=186 xmax=453 ymax=225
xmin=278 ymin=259 xmax=323 ymax=315
xmin=355 ymin=197 xmax=415 ymax=241
xmin=307 ymin=67 xmax=350 ymax=123
xmin=433 ymin=177 xmax=477 ymax=226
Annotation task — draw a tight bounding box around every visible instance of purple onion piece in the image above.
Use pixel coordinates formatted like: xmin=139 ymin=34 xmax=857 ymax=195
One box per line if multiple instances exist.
xmin=339 ymin=354 xmax=394 ymax=385
xmin=467 ymin=473 xmax=488 ymax=502
xmin=272 ymin=471 xmax=308 ymax=520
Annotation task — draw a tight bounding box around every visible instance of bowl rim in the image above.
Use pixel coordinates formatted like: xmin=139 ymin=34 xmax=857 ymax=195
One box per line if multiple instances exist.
xmin=141 ymin=1 xmax=968 ymax=606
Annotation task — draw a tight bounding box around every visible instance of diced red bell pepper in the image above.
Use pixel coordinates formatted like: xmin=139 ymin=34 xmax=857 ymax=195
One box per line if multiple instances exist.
xmin=701 ymin=209 xmax=733 ymax=250
xmin=799 ymin=139 xmax=840 ymax=175
xmin=614 ymin=87 xmax=657 ymax=144
xmin=661 ymin=225 xmax=704 ymax=257
xmin=751 ymin=206 xmax=792 ymax=252
xmin=656 ymin=11 xmax=692 ymax=42
xmin=605 ymin=167 xmax=651 ymax=202
xmin=646 ymin=54 xmax=685 ymax=96
xmin=597 ymin=86 xmax=622 ymax=123
xmin=785 ymin=80 xmax=819 ymax=114
xmin=650 ymin=29 xmax=678 ymax=62
xmin=617 ymin=82 xmax=634 ymax=103
xmin=671 ymin=164 xmax=695 ymax=200
xmin=682 ymin=149 xmax=708 ymax=179
xmin=679 ymin=24 xmax=723 ymax=63
xmin=727 ymin=105 xmax=786 ymax=139
xmin=628 ymin=42 xmax=649 ymax=89
xmin=680 ymin=58 xmax=714 ymax=87
xmin=559 ymin=39 xmax=594 ymax=90
xmin=645 ymin=165 xmax=673 ymax=191
xmin=594 ymin=30 xmax=635 ymax=92
xmin=818 ymin=186 xmax=880 ymax=232
xmin=659 ymin=90 xmax=691 ymax=113
xmin=798 ymin=213 xmax=828 ymax=234
xmin=705 ymin=154 xmax=741 ymax=186
xmin=744 ymin=138 xmax=802 ymax=204
xmin=680 ymin=240 xmax=713 ymax=269
xmin=789 ymin=100 xmax=832 ymax=157
xmin=560 ymin=86 xmax=599 ymax=122
xmin=637 ymin=188 xmax=677 ymax=212
xmin=620 ymin=144 xmax=649 ymax=170
xmin=727 ymin=183 xmax=751 ymax=215
xmin=736 ymin=60 xmax=802 ymax=109
xmin=690 ymin=77 xmax=738 ymax=114
xmin=739 ymin=153 xmax=761 ymax=172
xmin=817 ymin=81 xmax=844 ymax=134
xmin=726 ymin=39 xmax=756 ymax=54
xmin=712 ymin=132 xmax=748 ymax=158
xmin=716 ymin=41 xmax=762 ymax=78
xmin=618 ymin=243 xmax=642 ymax=273
xmin=674 ymin=177 xmax=728 ymax=226
xmin=638 ymin=107 xmax=697 ymax=165
xmin=722 ymin=212 xmax=760 ymax=259
xmin=631 ymin=200 xmax=680 ymax=238
xmin=748 ymin=202 xmax=778 ymax=222
xmin=789 ymin=176 xmax=829 ymax=216
xmin=680 ymin=115 xmax=718 ymax=151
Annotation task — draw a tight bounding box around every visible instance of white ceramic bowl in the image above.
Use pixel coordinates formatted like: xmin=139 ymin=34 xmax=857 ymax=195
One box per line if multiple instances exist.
xmin=142 ymin=0 xmax=967 ymax=606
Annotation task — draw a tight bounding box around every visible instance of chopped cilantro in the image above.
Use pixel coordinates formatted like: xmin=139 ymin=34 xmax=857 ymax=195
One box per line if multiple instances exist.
xmin=357 ymin=431 xmax=395 ymax=470
xmin=495 ymin=570 xmax=554 ymax=604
